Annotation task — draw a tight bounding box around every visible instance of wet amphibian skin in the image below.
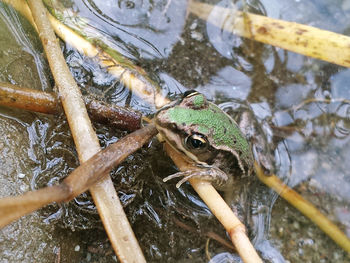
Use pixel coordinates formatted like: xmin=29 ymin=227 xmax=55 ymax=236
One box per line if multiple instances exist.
xmin=154 ymin=90 xmax=254 ymax=189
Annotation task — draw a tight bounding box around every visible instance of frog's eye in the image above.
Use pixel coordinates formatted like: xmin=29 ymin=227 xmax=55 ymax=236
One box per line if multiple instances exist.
xmin=184 ymin=134 xmax=208 ymax=151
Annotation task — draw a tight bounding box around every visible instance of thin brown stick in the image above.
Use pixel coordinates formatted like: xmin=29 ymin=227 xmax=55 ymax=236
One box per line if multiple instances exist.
xmin=54 ymin=246 xmax=61 ymax=263
xmin=62 ymin=124 xmax=157 ymax=201
xmin=84 ymin=97 xmax=141 ymax=132
xmin=0 ymin=82 xmax=142 ymax=131
xmin=0 ymin=185 xmax=68 ymax=228
xmin=0 ymin=124 xmax=157 ymax=229
xmin=0 ymin=82 xmax=59 ymax=114
xmin=26 ymin=0 xmax=146 ymax=262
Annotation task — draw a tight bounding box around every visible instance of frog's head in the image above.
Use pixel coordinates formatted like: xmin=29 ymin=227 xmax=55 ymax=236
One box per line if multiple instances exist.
xmin=155 ymin=90 xmax=254 ymax=175
xmin=155 ymin=90 xmax=214 ymax=165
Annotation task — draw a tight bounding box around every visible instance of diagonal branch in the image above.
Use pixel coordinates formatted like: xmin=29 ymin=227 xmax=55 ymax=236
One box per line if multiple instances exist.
xmin=163 ymin=143 xmax=263 ymax=263
xmin=0 ymin=124 xmax=158 ymax=228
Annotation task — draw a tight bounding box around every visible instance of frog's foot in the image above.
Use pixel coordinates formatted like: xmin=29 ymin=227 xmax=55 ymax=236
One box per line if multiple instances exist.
xmin=163 ymin=167 xmax=229 ymax=188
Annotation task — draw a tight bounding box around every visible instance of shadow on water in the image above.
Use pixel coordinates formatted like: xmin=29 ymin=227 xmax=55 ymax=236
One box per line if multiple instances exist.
xmin=1 ymin=0 xmax=350 ymax=262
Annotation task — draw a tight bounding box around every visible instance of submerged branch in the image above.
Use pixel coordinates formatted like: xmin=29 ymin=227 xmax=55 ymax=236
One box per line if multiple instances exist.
xmin=84 ymin=97 xmax=141 ymax=132
xmin=0 ymin=124 xmax=158 ymax=228
xmin=43 ymin=0 xmax=167 ymax=109
xmin=0 ymin=82 xmax=142 ymax=131
xmin=2 ymin=0 xmax=167 ymax=108
xmin=255 ymin=163 xmax=350 ymax=254
xmin=173 ymin=218 xmax=235 ymax=251
xmin=0 ymin=82 xmax=59 ymax=114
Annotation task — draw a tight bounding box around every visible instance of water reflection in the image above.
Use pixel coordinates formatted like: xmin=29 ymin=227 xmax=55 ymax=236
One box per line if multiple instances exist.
xmin=199 ymin=66 xmax=252 ymax=100
xmin=79 ymin=0 xmax=188 ymax=58
xmin=0 ymin=3 xmax=50 ymax=90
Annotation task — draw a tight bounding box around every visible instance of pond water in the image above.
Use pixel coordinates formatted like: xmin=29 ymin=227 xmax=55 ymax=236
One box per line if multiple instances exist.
xmin=1 ymin=0 xmax=350 ymax=262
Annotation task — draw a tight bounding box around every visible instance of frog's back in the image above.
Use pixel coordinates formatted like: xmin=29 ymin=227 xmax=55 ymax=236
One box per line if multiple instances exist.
xmin=206 ymin=102 xmax=253 ymax=169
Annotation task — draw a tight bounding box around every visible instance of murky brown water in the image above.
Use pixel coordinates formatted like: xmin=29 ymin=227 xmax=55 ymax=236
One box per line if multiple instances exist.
xmin=1 ymin=0 xmax=350 ymax=262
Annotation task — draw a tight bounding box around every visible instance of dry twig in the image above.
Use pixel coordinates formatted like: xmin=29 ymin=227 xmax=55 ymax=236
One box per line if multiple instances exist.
xmin=0 ymin=124 xmax=157 ymax=229
xmin=0 ymin=82 xmax=142 ymax=131
xmin=26 ymin=0 xmax=146 ymax=261
xmin=164 ymin=143 xmax=263 ymax=263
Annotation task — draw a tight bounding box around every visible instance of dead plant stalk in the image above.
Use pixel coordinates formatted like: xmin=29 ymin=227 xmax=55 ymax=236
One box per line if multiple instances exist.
xmin=0 ymin=125 xmax=158 ymax=229
xmin=26 ymin=0 xmax=146 ymax=262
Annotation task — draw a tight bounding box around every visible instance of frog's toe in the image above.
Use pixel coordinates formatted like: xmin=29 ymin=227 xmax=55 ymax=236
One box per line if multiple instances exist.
xmin=163 ymin=172 xmax=184 ymax=182
xmin=175 ymin=174 xmax=196 ymax=188
xmin=163 ymin=167 xmax=229 ymax=189
xmin=163 ymin=171 xmax=193 ymax=187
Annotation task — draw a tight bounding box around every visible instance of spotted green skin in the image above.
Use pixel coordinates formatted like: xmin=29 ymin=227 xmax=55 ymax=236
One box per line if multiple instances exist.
xmin=165 ymin=95 xmax=252 ymax=165
xmin=155 ymin=92 xmax=254 ymax=183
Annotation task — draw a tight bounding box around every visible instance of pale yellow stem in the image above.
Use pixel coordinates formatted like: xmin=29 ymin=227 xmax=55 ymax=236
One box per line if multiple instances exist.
xmin=164 ymin=143 xmax=263 ymax=263
xmin=189 ymin=1 xmax=350 ymax=68
xmin=26 ymin=0 xmax=145 ymax=262
xmin=191 ymin=180 xmax=263 ymax=263
xmin=46 ymin=12 xmax=168 ymax=108
xmin=255 ymin=163 xmax=350 ymax=254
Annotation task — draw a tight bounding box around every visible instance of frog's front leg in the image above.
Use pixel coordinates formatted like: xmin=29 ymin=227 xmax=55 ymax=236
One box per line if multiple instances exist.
xmin=163 ymin=166 xmax=230 ymax=189
xmin=164 ymin=166 xmax=245 ymax=221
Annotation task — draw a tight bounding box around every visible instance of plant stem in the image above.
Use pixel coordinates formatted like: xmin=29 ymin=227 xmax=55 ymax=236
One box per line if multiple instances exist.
xmin=164 ymin=143 xmax=263 ymax=263
xmin=255 ymin=163 xmax=350 ymax=254
xmin=26 ymin=0 xmax=146 ymax=261
xmin=189 ymin=1 xmax=350 ymax=68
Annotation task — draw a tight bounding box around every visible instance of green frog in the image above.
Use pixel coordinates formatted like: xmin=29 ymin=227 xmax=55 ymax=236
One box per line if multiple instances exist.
xmin=154 ymin=90 xmax=255 ymax=189
xmin=155 ymin=91 xmax=282 ymax=260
